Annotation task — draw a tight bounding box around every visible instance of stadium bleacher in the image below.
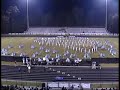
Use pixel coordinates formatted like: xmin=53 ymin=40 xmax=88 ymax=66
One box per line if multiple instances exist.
xmin=25 ymin=27 xmax=108 ymax=34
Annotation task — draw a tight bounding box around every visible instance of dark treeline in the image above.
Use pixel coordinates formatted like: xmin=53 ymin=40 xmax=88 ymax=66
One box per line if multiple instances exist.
xmin=1 ymin=0 xmax=118 ymax=34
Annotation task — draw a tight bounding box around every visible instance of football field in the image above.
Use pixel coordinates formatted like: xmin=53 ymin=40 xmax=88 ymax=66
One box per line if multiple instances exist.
xmin=1 ymin=37 xmax=119 ymax=59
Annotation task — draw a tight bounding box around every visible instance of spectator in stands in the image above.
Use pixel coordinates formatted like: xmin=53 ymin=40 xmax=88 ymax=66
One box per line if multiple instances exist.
xmin=78 ymin=85 xmax=83 ymax=90
xmin=35 ymin=87 xmax=39 ymax=90
xmin=1 ymin=85 xmax=9 ymax=90
xmin=10 ymin=85 xmax=14 ymax=90
xmin=6 ymin=85 xmax=9 ymax=90
xmin=65 ymin=87 xmax=67 ymax=90
xmin=30 ymin=87 xmax=34 ymax=90
xmin=109 ymin=88 xmax=112 ymax=90
xmin=27 ymin=86 xmax=31 ymax=90
xmin=22 ymin=86 xmax=26 ymax=90
xmin=62 ymin=86 xmax=65 ymax=90
xmin=1 ymin=85 xmax=56 ymax=90
xmin=40 ymin=87 xmax=46 ymax=90
xmin=46 ymin=86 xmax=50 ymax=90
xmin=71 ymin=85 xmax=74 ymax=90
xmin=113 ymin=87 xmax=117 ymax=90
xmin=14 ymin=84 xmax=17 ymax=89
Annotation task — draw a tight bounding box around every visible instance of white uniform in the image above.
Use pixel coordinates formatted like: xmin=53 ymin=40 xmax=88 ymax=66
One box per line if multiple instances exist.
xmin=22 ymin=58 xmax=25 ymax=64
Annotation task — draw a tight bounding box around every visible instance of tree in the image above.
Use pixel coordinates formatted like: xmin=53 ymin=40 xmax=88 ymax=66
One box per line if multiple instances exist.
xmin=1 ymin=15 xmax=9 ymax=34
xmin=6 ymin=6 xmax=20 ymax=33
xmin=1 ymin=10 xmax=10 ymax=34
xmin=108 ymin=14 xmax=118 ymax=33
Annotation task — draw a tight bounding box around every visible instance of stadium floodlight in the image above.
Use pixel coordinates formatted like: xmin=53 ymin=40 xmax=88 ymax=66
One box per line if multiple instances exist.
xmin=26 ymin=0 xmax=29 ymax=30
xmin=105 ymin=0 xmax=112 ymax=32
xmin=100 ymin=0 xmax=110 ymax=32
xmin=105 ymin=0 xmax=108 ymax=31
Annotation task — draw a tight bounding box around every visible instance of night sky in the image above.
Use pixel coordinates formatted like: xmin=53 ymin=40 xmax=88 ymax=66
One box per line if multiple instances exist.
xmin=1 ymin=0 xmax=118 ymax=27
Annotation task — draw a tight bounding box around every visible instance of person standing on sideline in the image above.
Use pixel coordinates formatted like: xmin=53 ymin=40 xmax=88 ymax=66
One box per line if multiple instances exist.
xmin=27 ymin=64 xmax=31 ymax=73
xmin=22 ymin=57 xmax=25 ymax=65
xmin=18 ymin=67 xmax=21 ymax=72
xmin=14 ymin=60 xmax=17 ymax=67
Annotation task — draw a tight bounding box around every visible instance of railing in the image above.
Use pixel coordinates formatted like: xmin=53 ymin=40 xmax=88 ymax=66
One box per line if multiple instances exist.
xmin=1 ymin=33 xmax=119 ymax=37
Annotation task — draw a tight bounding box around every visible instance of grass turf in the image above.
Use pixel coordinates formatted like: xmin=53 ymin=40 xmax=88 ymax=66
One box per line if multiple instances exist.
xmin=100 ymin=63 xmax=119 ymax=68
xmin=1 ymin=37 xmax=119 ymax=59
xmin=91 ymin=83 xmax=119 ymax=89
xmin=2 ymin=80 xmax=42 ymax=87
xmin=1 ymin=61 xmax=22 ymax=66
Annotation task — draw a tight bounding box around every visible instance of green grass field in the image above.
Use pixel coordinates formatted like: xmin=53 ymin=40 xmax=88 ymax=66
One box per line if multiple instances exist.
xmin=2 ymin=80 xmax=42 ymax=87
xmin=1 ymin=37 xmax=119 ymax=59
xmin=1 ymin=61 xmax=22 ymax=66
xmin=100 ymin=63 xmax=119 ymax=68
xmin=91 ymin=83 xmax=119 ymax=89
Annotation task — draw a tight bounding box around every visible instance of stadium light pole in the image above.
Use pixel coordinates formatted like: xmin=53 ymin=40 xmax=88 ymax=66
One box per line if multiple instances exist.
xmin=105 ymin=0 xmax=108 ymax=32
xmin=27 ymin=0 xmax=29 ymax=31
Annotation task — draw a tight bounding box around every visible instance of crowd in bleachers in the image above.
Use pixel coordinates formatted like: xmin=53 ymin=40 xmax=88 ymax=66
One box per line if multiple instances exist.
xmin=4 ymin=27 xmax=119 ymax=36
xmin=1 ymin=85 xmax=51 ymax=90
xmin=94 ymin=88 xmax=118 ymax=90
xmin=1 ymin=85 xmax=78 ymax=90
xmin=1 ymin=85 xmax=119 ymax=90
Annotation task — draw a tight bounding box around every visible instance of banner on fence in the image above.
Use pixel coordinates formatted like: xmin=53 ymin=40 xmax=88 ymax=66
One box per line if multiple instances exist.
xmin=81 ymin=83 xmax=91 ymax=89
xmin=70 ymin=83 xmax=80 ymax=88
xmin=59 ymin=82 xmax=69 ymax=87
xmin=48 ymin=82 xmax=58 ymax=87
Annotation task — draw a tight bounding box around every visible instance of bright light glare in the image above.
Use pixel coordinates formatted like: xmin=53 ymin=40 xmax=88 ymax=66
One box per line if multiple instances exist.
xmin=19 ymin=0 xmax=34 ymax=4
xmin=98 ymin=0 xmax=111 ymax=3
xmin=106 ymin=0 xmax=112 ymax=3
